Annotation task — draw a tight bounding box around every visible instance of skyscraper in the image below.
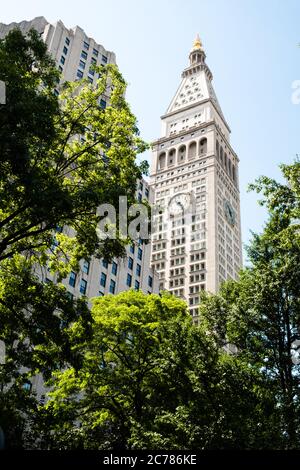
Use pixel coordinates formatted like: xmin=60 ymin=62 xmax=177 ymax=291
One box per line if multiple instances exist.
xmin=0 ymin=17 xmax=159 ymax=298
xmin=150 ymin=35 xmax=242 ymax=320
xmin=0 ymin=16 xmax=116 ymax=85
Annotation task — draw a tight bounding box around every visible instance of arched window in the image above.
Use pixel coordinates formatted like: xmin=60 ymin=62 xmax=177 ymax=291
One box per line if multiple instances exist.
xmin=178 ymin=145 xmax=186 ymax=163
xmin=216 ymin=140 xmax=219 ymax=159
xmin=220 ymin=146 xmax=224 ymax=164
xmin=157 ymin=152 xmax=166 ymax=170
xmin=228 ymin=159 xmax=232 ymax=177
xmin=199 ymin=138 xmax=207 ymax=155
xmin=224 ymin=153 xmax=228 ymax=171
xmin=188 ymin=141 xmax=197 ymax=160
xmin=168 ymin=149 xmax=176 ymax=166
xmin=232 ymin=165 xmax=236 ymax=181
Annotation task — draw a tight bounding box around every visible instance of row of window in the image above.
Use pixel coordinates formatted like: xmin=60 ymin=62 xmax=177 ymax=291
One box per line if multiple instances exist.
xmin=101 ymin=271 xmax=152 ymax=290
xmin=163 ymin=127 xmax=206 ymax=147
xmin=100 ymin=274 xmax=116 ymax=293
xmin=82 ymin=38 xmax=108 ymax=62
xmin=216 ymin=141 xmax=236 ymax=183
xmin=156 ymin=159 xmax=207 ymax=179
xmin=102 ymin=259 xmax=118 ymax=275
xmin=155 ymin=169 xmax=208 ymax=190
xmin=71 ymin=262 xmax=151 ymax=291
xmin=157 ymin=138 xmax=207 ymax=171
xmin=69 ymin=271 xmax=87 ymax=294
xmin=126 ymin=274 xmax=139 ymax=289
xmin=75 ymin=40 xmax=108 ymax=84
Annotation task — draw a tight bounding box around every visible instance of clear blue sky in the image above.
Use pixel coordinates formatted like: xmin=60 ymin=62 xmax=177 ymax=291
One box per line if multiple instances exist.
xmin=2 ymin=0 xmax=300 ymax=253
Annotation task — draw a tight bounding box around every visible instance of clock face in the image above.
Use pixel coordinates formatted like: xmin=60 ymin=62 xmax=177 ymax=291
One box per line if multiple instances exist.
xmin=168 ymin=192 xmax=192 ymax=216
xmin=224 ymin=200 xmax=236 ymax=226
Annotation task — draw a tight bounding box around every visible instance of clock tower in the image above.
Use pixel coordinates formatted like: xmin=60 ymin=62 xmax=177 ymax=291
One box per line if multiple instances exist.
xmin=150 ymin=35 xmax=242 ymax=320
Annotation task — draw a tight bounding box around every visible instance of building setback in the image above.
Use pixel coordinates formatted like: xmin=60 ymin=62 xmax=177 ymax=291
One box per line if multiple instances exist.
xmin=150 ymin=35 xmax=242 ymax=321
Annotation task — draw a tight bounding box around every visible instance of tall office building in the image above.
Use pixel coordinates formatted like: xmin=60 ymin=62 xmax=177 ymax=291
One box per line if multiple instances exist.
xmin=44 ymin=178 xmax=158 ymax=301
xmin=0 ymin=17 xmax=159 ymax=298
xmin=150 ymin=35 xmax=242 ymax=320
xmin=0 ymin=16 xmax=116 ymax=84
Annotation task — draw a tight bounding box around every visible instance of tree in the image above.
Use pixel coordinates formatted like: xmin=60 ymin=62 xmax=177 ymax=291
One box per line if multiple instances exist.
xmin=0 ymin=28 xmax=148 ymax=448
xmin=0 ymin=28 xmax=148 ymax=267
xmin=40 ymin=290 xmax=278 ymax=450
xmin=40 ymin=291 xmax=190 ymax=449
xmin=198 ymin=160 xmax=300 ymax=448
xmin=0 ymin=253 xmax=92 ymax=448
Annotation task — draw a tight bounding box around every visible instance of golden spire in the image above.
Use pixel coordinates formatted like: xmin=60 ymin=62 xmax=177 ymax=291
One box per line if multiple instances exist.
xmin=192 ymin=33 xmax=203 ymax=51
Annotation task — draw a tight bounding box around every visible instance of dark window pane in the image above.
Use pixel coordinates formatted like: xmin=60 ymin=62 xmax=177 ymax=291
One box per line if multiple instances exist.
xmin=80 ymin=279 xmax=87 ymax=294
xmin=112 ymin=262 xmax=118 ymax=275
xmin=69 ymin=271 xmax=77 ymax=287
xmin=100 ymin=272 xmax=107 ymax=287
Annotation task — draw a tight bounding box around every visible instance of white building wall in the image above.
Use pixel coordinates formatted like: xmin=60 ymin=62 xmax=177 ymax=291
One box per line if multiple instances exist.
xmin=0 ymin=17 xmax=159 ymax=298
xmin=150 ymin=39 xmax=242 ymax=321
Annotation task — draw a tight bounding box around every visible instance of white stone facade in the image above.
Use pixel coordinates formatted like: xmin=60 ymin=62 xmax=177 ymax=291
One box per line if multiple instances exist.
xmin=0 ymin=17 xmax=159 ymax=298
xmin=150 ymin=36 xmax=242 ymax=319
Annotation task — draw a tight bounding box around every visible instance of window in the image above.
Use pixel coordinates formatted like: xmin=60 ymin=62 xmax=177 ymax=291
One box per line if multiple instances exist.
xmin=138 ymin=193 xmax=142 ymax=202
xmin=80 ymin=279 xmax=87 ymax=295
xmin=102 ymin=54 xmax=108 ymax=63
xmin=139 ymin=181 xmax=143 ymax=191
xmin=69 ymin=271 xmax=76 ymax=287
xmin=102 ymin=259 xmax=108 ymax=269
xmin=88 ymin=68 xmax=95 ymax=76
xmin=63 ymin=46 xmax=68 ymax=55
xmin=66 ymin=292 xmax=74 ymax=300
xmin=65 ymin=37 xmax=70 ymax=46
xmin=83 ymin=260 xmax=90 ymax=274
xmin=88 ymin=76 xmax=93 ymax=83
xmin=23 ymin=381 xmax=32 ymax=392
xmin=60 ymin=56 xmax=65 ymax=65
xmin=112 ymin=262 xmax=118 ymax=276
xmin=100 ymin=99 xmax=106 ymax=109
xmin=135 ymin=280 xmax=140 ymax=290
xmin=91 ymin=57 xmax=97 ymax=65
xmin=83 ymin=40 xmax=89 ymax=50
xmin=138 ymin=248 xmax=143 ymax=260
xmin=100 ymin=272 xmax=107 ymax=287
xmin=130 ymin=245 xmax=135 ymax=254
xmin=128 ymin=257 xmax=133 ymax=270
xmin=145 ymin=188 xmax=149 ymax=199
xmin=58 ymin=65 xmax=63 ymax=73
xmin=77 ymin=70 xmax=83 ymax=79
xmin=136 ymin=264 xmax=141 ymax=276
xmin=148 ymin=276 xmax=153 ymax=288
xmin=109 ymin=279 xmax=116 ymax=294
xmin=79 ymin=60 xmax=86 ymax=69
xmin=126 ymin=273 xmax=132 ymax=287
xmin=99 ymin=291 xmax=104 ymax=296
xmin=93 ymin=48 xmax=99 ymax=57
xmin=81 ymin=50 xmax=88 ymax=60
